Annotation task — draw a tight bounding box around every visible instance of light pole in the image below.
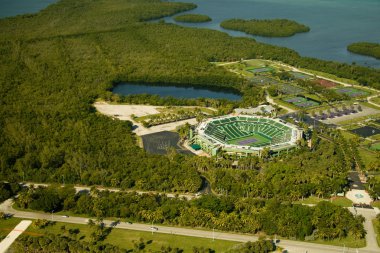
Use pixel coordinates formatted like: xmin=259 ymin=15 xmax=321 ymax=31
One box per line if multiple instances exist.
xmin=51 ymin=210 xmax=54 ymax=222
xmin=212 ymin=227 xmax=215 ymax=242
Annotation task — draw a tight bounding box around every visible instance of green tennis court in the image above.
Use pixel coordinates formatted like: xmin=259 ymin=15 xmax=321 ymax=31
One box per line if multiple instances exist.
xmin=227 ymin=133 xmax=271 ymax=147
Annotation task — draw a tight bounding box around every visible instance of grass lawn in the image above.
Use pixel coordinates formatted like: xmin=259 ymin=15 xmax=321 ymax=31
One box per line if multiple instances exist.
xmin=303 ymin=93 xmax=323 ymax=102
xmin=358 ymin=147 xmax=379 ymax=168
xmin=312 ymin=236 xmax=366 ymax=248
xmin=331 ymin=197 xmax=353 ymax=207
xmin=294 ymin=197 xmax=353 ymax=207
xmin=361 ymin=102 xmax=380 ymax=110
xmin=372 ymin=201 xmax=380 ymax=209
xmin=104 ymin=228 xmax=238 ymax=252
xmin=340 ymin=130 xmax=358 ymax=140
xmin=0 ymin=218 xmax=240 ymax=252
xmin=371 ymin=142 xmax=380 ymax=151
xmin=372 ymin=219 xmax=380 ymax=247
xmin=294 ymin=196 xmax=323 ymax=205
xmin=370 ymin=96 xmax=380 ymax=105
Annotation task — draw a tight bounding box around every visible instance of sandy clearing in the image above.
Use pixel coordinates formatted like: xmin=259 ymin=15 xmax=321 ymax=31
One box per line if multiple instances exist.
xmin=94 ymin=102 xmax=198 ymax=136
xmin=94 ymin=102 xmax=162 ymax=118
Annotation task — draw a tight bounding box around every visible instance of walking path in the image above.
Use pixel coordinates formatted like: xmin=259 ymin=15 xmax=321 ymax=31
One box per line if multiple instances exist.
xmin=0 ymin=220 xmax=32 ymax=253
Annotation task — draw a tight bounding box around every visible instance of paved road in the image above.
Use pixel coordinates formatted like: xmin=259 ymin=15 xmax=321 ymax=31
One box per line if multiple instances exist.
xmin=1 ymin=199 xmax=379 ymax=253
xmin=0 ymin=219 xmax=32 ymax=253
xmin=348 ymin=207 xmax=380 ymax=252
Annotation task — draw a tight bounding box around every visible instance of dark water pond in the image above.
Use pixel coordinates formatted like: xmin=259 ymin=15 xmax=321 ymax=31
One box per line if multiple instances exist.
xmin=351 ymin=126 xmax=380 ymax=137
xmin=0 ymin=0 xmax=57 ymax=18
xmin=113 ymin=83 xmax=242 ymax=100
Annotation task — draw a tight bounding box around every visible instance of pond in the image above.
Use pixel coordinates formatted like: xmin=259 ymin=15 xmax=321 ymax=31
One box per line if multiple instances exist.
xmin=350 ymin=126 xmax=380 ymax=138
xmin=112 ymin=83 xmax=242 ymax=100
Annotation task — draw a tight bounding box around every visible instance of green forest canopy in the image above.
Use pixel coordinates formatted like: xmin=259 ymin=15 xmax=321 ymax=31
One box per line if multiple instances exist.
xmin=348 ymin=42 xmax=380 ymax=60
xmin=0 ymin=0 xmax=379 ymax=195
xmin=174 ymin=14 xmax=212 ymax=23
xmin=220 ymin=18 xmax=310 ymax=37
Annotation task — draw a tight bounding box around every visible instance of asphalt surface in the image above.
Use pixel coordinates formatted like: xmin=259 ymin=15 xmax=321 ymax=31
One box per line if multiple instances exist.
xmin=1 ymin=199 xmax=379 ymax=253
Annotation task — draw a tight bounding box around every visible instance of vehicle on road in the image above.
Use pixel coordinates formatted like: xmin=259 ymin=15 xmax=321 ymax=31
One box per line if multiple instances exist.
xmin=61 ymin=215 xmax=69 ymax=218
xmin=150 ymin=226 xmax=158 ymax=231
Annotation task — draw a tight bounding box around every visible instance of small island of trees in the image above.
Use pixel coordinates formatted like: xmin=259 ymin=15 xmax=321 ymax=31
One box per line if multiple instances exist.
xmin=220 ymin=18 xmax=310 ymax=37
xmin=347 ymin=42 xmax=380 ymax=59
xmin=174 ymin=14 xmax=212 ymax=23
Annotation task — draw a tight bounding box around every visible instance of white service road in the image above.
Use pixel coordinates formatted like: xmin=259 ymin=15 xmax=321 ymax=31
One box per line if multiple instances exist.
xmin=0 ymin=220 xmax=32 ymax=253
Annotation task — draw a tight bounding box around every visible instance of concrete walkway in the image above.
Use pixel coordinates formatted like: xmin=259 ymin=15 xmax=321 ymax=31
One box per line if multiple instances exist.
xmin=348 ymin=207 xmax=380 ymax=252
xmin=0 ymin=220 xmax=32 ymax=253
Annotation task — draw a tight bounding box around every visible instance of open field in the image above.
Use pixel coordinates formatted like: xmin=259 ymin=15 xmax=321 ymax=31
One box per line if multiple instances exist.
xmin=358 ymin=148 xmax=379 ymax=168
xmin=94 ymin=102 xmax=199 ymax=136
xmin=370 ymin=96 xmax=380 ymax=105
xmin=0 ymin=218 xmax=239 ymax=252
xmin=294 ymin=196 xmax=353 ymax=207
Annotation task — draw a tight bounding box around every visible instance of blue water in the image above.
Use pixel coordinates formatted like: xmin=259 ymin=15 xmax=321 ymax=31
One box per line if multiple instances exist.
xmin=165 ymin=0 xmax=380 ymax=68
xmin=113 ymin=83 xmax=242 ymax=100
xmin=0 ymin=0 xmax=57 ymax=18
xmin=1 ymin=0 xmax=379 ymax=68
